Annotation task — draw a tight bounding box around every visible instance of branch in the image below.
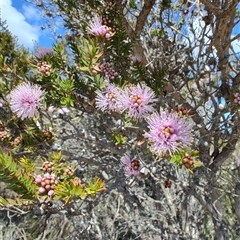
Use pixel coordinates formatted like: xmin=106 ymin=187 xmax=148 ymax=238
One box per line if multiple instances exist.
xmin=200 ymin=0 xmax=222 ymax=16
xmin=230 ymin=32 xmax=240 ymax=43
xmin=135 ymin=0 xmax=156 ymax=37
xmin=210 ymin=133 xmax=239 ymax=171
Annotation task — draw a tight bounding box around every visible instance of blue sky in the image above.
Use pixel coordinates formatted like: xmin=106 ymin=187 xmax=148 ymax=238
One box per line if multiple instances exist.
xmin=2 ymin=0 xmax=55 ymax=51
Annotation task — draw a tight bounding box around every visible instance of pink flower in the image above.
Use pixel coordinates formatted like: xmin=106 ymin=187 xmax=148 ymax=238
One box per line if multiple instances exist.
xmin=121 ymin=154 xmax=141 ymax=177
xmin=144 ymin=111 xmax=192 ymax=156
xmin=120 ymin=83 xmax=157 ymax=120
xmin=95 ymin=84 xmax=122 ymax=113
xmin=7 ymin=82 xmax=45 ymax=120
xmin=35 ymin=47 xmax=53 ymax=58
xmin=87 ymin=16 xmax=112 ymax=38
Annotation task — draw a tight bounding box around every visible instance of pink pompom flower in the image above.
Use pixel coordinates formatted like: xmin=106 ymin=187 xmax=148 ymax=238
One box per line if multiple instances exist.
xmin=95 ymin=83 xmax=122 ymax=113
xmin=35 ymin=47 xmax=53 ymax=58
xmin=7 ymin=82 xmax=45 ymax=120
xmin=87 ymin=16 xmax=112 ymax=38
xmin=120 ymin=83 xmax=157 ymax=120
xmin=144 ymin=111 xmax=192 ymax=156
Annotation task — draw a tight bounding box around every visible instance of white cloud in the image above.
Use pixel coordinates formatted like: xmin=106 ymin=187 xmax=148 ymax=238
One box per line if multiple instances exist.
xmin=22 ymin=4 xmax=41 ymax=22
xmin=2 ymin=0 xmax=40 ymax=49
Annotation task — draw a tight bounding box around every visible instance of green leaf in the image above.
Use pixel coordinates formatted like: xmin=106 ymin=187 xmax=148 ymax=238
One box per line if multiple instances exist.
xmin=0 ymin=196 xmax=33 ymax=207
xmin=54 ymin=178 xmax=87 ymax=204
xmin=111 ymin=132 xmax=127 ymax=145
xmin=19 ymin=157 xmax=36 ymax=173
xmin=170 ymin=150 xmax=185 ymax=165
xmin=194 ymin=160 xmax=203 ymax=168
xmin=85 ymin=177 xmax=105 ymax=198
xmin=0 ymin=148 xmax=36 ymax=199
xmin=80 ymin=66 xmax=90 ymax=72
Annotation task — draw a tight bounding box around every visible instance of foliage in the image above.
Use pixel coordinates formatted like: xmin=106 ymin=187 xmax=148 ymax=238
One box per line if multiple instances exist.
xmin=0 ymin=148 xmax=36 ymax=199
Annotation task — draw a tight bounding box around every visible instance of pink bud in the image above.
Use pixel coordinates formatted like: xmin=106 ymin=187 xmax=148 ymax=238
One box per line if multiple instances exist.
xmin=98 ymin=26 xmax=107 ymax=35
xmin=45 ymin=184 xmax=51 ymax=190
xmin=105 ymin=33 xmax=111 ymax=39
xmin=41 ymin=181 xmax=46 ymax=187
xmin=39 ymin=187 xmax=46 ymax=193
xmin=48 ymin=190 xmax=54 ymax=196
xmin=35 ymin=175 xmax=42 ymax=183
xmin=44 ymin=173 xmax=51 ymax=178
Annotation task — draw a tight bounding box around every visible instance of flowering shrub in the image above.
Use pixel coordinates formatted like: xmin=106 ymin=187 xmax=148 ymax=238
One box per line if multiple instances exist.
xmin=0 ymin=1 xmax=239 ymax=239
xmin=0 ymin=2 xmax=200 ymax=214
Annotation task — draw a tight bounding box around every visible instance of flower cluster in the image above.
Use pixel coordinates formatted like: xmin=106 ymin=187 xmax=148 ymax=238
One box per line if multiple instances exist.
xmin=42 ymin=161 xmax=54 ymax=172
xmin=121 ymin=154 xmax=141 ymax=177
xmin=182 ymin=153 xmax=195 ymax=169
xmin=7 ymin=82 xmax=45 ymax=120
xmin=13 ymin=136 xmax=21 ymax=146
xmin=0 ymin=130 xmax=10 ymax=141
xmin=57 ymin=107 xmax=70 ymax=115
xmin=65 ymin=166 xmax=74 ymax=175
xmin=99 ymin=61 xmax=118 ymax=80
xmin=234 ymin=93 xmax=240 ymax=105
xmin=37 ymin=61 xmax=52 ymax=76
xmin=144 ymin=111 xmax=192 ymax=156
xmin=35 ymin=173 xmax=57 ymax=196
xmin=87 ymin=16 xmax=113 ymax=39
xmin=43 ymin=130 xmax=53 ymax=140
xmin=95 ymin=83 xmax=157 ymax=119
